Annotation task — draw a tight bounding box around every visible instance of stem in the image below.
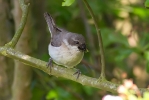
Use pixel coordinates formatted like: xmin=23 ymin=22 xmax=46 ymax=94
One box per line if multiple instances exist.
xmin=82 ymin=0 xmax=105 ymax=79
xmin=5 ymin=0 xmax=30 ymax=48
xmin=78 ymin=0 xmax=99 ymax=70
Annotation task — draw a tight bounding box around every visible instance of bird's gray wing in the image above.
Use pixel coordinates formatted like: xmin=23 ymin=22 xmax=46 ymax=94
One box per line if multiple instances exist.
xmin=50 ymin=33 xmax=63 ymax=47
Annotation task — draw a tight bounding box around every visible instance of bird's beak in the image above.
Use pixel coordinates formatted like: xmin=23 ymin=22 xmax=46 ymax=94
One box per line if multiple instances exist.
xmin=78 ymin=44 xmax=88 ymax=52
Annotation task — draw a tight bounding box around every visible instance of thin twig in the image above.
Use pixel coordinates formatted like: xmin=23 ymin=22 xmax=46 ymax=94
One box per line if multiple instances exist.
xmin=82 ymin=0 xmax=106 ymax=79
xmin=77 ymin=0 xmax=100 ymax=70
xmin=5 ymin=0 xmax=30 ymax=48
xmin=77 ymin=0 xmax=96 ymax=54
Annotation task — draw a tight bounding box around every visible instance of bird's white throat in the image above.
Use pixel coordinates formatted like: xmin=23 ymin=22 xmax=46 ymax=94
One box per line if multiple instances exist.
xmin=48 ymin=39 xmax=84 ymax=68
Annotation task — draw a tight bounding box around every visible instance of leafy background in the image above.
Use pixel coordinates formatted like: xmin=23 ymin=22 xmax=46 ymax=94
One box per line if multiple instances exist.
xmin=1 ymin=0 xmax=149 ymax=100
xmin=29 ymin=0 xmax=149 ymax=100
xmin=27 ymin=0 xmax=149 ymax=100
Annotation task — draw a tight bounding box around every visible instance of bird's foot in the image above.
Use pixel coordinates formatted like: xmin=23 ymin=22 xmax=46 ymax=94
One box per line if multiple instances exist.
xmin=73 ymin=69 xmax=81 ymax=80
xmin=46 ymin=58 xmax=53 ymax=73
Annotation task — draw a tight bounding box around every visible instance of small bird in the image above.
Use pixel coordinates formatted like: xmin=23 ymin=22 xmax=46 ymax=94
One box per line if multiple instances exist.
xmin=44 ymin=12 xmax=87 ymax=78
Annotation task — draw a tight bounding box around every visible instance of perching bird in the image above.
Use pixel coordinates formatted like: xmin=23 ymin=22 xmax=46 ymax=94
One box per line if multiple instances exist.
xmin=44 ymin=12 xmax=87 ymax=78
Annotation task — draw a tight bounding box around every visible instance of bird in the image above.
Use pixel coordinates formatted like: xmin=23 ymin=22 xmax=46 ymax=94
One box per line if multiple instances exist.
xmin=44 ymin=12 xmax=87 ymax=79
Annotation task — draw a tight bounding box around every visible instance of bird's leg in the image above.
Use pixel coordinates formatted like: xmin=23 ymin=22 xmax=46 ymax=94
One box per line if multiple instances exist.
xmin=46 ymin=58 xmax=53 ymax=73
xmin=73 ymin=69 xmax=81 ymax=79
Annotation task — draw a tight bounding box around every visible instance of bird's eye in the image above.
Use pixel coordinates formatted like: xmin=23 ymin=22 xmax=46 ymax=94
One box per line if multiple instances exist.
xmin=75 ymin=41 xmax=79 ymax=44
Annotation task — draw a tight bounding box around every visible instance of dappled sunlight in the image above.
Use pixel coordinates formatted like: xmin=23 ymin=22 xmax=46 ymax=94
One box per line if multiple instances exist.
xmin=128 ymin=33 xmax=138 ymax=47
xmin=133 ymin=65 xmax=149 ymax=87
xmin=121 ymin=0 xmax=139 ymax=5
xmin=114 ymin=11 xmax=139 ymax=47
xmin=115 ymin=19 xmax=132 ymax=35
xmin=114 ymin=0 xmax=140 ymax=47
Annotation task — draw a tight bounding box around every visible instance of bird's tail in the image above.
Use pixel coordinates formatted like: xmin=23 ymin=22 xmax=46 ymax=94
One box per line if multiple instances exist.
xmin=44 ymin=12 xmax=60 ymax=36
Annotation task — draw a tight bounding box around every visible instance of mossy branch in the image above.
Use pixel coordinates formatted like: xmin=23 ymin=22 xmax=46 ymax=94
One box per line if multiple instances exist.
xmin=5 ymin=0 xmax=30 ymax=48
xmin=0 ymin=46 xmax=148 ymax=93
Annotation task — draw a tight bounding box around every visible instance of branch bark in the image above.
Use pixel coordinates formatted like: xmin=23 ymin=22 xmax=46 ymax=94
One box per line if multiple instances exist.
xmin=5 ymin=0 xmax=30 ymax=48
xmin=0 ymin=46 xmax=148 ymax=93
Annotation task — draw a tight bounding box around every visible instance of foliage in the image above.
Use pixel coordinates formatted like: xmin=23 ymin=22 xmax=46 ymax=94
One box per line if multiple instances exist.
xmin=145 ymin=0 xmax=149 ymax=8
xmin=62 ymin=0 xmax=75 ymax=6
xmin=29 ymin=0 xmax=149 ymax=99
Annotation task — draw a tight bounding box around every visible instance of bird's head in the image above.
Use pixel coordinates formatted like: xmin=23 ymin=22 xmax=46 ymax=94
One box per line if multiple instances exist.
xmin=66 ymin=33 xmax=88 ymax=52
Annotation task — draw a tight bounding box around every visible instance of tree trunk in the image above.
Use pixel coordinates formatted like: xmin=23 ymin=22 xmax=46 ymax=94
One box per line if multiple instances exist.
xmin=11 ymin=0 xmax=32 ymax=100
xmin=0 ymin=0 xmax=14 ymax=100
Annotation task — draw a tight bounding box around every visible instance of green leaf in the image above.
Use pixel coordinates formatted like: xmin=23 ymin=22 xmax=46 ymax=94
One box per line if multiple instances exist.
xmin=132 ymin=7 xmax=149 ymax=19
xmin=145 ymin=0 xmax=149 ymax=8
xmin=62 ymin=0 xmax=75 ymax=6
xmin=144 ymin=51 xmax=149 ymax=60
xmin=46 ymin=90 xmax=58 ymax=100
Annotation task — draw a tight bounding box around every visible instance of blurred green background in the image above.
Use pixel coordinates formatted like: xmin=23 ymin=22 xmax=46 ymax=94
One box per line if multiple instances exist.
xmin=30 ymin=0 xmax=149 ymax=99
xmin=1 ymin=0 xmax=149 ymax=100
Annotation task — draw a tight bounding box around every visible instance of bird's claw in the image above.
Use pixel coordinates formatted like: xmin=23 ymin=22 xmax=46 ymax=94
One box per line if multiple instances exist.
xmin=73 ymin=69 xmax=81 ymax=79
xmin=46 ymin=58 xmax=53 ymax=73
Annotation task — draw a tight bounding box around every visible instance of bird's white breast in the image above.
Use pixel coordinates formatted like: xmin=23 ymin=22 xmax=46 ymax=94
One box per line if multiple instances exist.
xmin=48 ymin=39 xmax=84 ymax=68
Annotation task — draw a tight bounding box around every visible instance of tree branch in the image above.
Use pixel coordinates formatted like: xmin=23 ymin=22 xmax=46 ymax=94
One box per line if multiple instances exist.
xmin=82 ymin=0 xmax=106 ymax=79
xmin=0 ymin=46 xmax=148 ymax=93
xmin=5 ymin=0 xmax=30 ymax=48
